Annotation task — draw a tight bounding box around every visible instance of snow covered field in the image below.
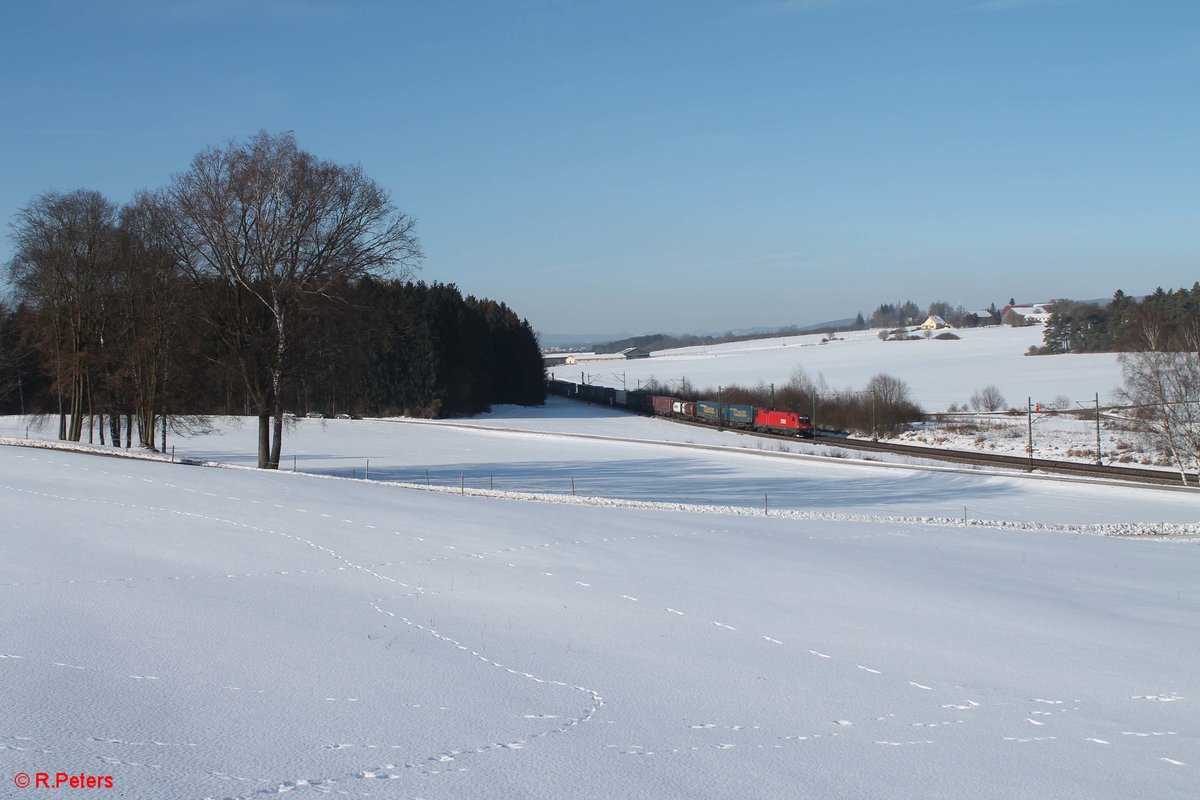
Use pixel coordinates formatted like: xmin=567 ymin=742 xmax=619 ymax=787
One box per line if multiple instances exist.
xmin=2 ymin=401 xmax=1198 ymax=799
xmin=549 ymin=325 xmax=1122 ymax=412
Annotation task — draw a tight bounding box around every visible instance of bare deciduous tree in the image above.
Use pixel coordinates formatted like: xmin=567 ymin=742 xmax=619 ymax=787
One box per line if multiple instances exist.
xmin=111 ymin=193 xmax=200 ymax=450
xmin=1116 ymin=320 xmax=1200 ymax=485
xmin=970 ymin=384 xmax=1006 ymax=412
xmin=8 ymin=190 xmax=120 ymax=441
xmin=162 ymin=131 xmax=422 ymax=468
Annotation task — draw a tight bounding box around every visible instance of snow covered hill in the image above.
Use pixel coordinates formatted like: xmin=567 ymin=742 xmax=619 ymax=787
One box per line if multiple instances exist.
xmin=2 ymin=406 xmax=1198 ymax=799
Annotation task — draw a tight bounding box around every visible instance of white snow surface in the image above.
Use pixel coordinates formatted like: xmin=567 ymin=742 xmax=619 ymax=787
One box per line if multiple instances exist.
xmin=2 ymin=400 xmax=1198 ymax=799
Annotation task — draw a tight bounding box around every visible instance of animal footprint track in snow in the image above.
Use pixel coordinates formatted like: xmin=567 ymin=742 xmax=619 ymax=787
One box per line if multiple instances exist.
xmin=941 ymin=700 xmax=981 ymax=711
xmin=90 ymin=737 xmax=196 ymax=748
xmin=98 ymin=755 xmax=163 ymax=770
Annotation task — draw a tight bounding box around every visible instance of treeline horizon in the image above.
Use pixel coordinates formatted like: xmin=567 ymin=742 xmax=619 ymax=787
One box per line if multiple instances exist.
xmin=1030 ymin=286 xmax=1200 ymax=355
xmin=578 ymin=299 xmax=1005 ymax=355
xmin=0 ymin=132 xmax=545 ymax=468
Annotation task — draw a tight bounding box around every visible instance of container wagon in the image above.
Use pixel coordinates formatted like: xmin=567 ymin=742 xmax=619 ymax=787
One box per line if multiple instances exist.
xmin=721 ymin=403 xmax=755 ymax=427
xmin=651 ymin=395 xmax=677 ymax=416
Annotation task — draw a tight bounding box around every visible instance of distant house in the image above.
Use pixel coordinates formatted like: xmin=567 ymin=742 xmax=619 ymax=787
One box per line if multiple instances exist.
xmin=564 ymin=352 xmax=620 ymax=365
xmin=919 ymin=315 xmax=949 ymax=331
xmin=1001 ymin=303 xmax=1055 ymax=324
xmin=619 ymin=347 xmax=651 ymax=360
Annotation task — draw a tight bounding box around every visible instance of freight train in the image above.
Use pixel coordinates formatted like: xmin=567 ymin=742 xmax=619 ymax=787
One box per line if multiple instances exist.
xmin=546 ymin=379 xmax=815 ymax=438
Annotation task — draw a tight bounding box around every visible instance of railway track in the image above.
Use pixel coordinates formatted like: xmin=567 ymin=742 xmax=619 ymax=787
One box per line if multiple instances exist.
xmin=809 ymin=432 xmax=1196 ymax=487
xmin=650 ymin=412 xmax=1196 ymax=487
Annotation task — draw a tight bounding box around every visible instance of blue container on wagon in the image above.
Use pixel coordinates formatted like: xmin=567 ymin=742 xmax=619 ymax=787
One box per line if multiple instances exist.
xmin=721 ymin=403 xmax=754 ymax=425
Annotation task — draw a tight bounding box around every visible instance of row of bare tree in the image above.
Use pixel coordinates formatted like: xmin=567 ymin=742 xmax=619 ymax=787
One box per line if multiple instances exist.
xmin=640 ymin=368 xmax=924 ymax=437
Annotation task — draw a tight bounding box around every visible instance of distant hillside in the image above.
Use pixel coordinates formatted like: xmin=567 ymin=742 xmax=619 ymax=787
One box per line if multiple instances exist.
xmin=591 ymin=318 xmax=856 ymax=354
xmin=538 ymin=332 xmax=633 ymax=349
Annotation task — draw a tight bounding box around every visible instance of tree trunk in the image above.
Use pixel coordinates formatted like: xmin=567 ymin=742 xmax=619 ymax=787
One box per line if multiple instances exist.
xmin=266 ymin=301 xmax=286 ymax=470
xmin=140 ymin=407 xmax=156 ymax=450
xmin=257 ymin=414 xmax=271 ymax=469
xmin=269 ymin=413 xmax=283 ymax=470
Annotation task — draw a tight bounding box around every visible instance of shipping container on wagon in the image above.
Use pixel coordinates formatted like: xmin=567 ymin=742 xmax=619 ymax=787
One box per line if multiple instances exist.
xmin=721 ymin=403 xmax=755 ymax=425
xmin=625 ymin=391 xmax=654 ymax=413
xmin=695 ymin=400 xmax=719 ymax=421
xmin=546 ymin=379 xmax=573 ymax=397
xmin=579 ymin=384 xmax=615 ymax=405
xmin=652 ymin=395 xmax=677 ymax=415
xmin=672 ymin=400 xmax=695 ymax=417
xmin=615 ymin=390 xmax=627 ymax=406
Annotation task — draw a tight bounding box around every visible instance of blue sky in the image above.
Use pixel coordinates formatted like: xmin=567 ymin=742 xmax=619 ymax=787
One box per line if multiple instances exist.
xmin=1 ymin=1 xmax=1196 ymax=337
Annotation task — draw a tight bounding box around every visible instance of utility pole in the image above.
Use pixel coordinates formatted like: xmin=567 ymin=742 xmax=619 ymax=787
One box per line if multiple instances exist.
xmin=769 ymin=383 xmax=775 ymax=408
xmin=1095 ymin=392 xmax=1102 ymax=466
xmin=1027 ymin=396 xmax=1034 ymax=472
xmin=717 ymin=385 xmax=723 ymax=429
